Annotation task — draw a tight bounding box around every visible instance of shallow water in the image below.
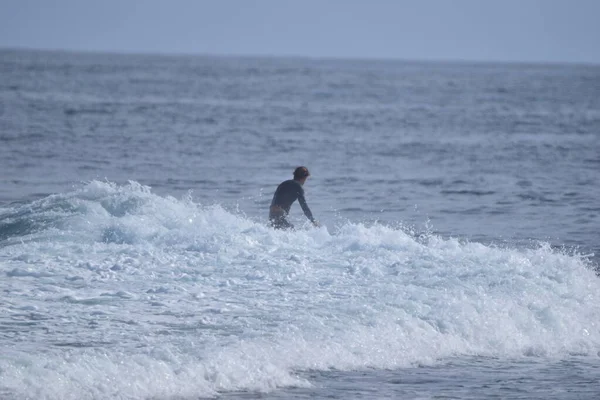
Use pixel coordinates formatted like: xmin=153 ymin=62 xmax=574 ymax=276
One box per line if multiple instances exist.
xmin=238 ymin=357 xmax=600 ymax=399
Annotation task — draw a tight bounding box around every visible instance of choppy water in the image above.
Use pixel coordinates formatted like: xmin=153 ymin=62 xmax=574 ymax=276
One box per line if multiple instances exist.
xmin=1 ymin=49 xmax=599 ymax=399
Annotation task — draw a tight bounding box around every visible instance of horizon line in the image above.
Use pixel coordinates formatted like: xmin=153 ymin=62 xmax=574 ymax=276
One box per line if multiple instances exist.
xmin=2 ymin=45 xmax=599 ymax=68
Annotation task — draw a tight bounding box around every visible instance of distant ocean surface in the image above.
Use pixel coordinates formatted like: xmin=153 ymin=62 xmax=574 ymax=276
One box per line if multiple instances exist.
xmin=1 ymin=48 xmax=599 ymax=399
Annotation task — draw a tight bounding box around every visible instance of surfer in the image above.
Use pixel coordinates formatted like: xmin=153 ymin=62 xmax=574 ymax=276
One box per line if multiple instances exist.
xmin=269 ymin=166 xmax=320 ymax=230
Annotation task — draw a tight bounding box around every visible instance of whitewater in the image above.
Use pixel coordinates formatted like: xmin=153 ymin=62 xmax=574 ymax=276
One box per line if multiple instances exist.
xmin=1 ymin=180 xmax=599 ymax=399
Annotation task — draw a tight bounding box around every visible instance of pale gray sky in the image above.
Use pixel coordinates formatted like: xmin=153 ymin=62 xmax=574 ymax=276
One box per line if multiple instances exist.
xmin=1 ymin=0 xmax=599 ymax=63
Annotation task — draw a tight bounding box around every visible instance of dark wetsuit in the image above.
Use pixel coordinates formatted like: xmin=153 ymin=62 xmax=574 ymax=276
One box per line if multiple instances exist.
xmin=269 ymin=179 xmax=315 ymax=229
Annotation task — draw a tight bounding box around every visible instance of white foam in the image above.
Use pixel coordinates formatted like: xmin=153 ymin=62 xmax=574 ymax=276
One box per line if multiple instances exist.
xmin=1 ymin=181 xmax=599 ymax=399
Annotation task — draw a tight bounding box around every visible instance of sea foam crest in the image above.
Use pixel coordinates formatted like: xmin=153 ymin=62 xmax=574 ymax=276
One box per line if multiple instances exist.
xmin=0 ymin=180 xmax=257 ymax=246
xmin=1 ymin=181 xmax=599 ymax=399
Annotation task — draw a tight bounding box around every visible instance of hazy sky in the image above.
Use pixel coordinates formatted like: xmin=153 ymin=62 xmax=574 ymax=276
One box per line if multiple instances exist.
xmin=1 ymin=0 xmax=599 ymax=64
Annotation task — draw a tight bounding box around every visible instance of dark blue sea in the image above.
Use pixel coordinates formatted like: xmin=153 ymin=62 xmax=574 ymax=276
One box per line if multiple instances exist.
xmin=1 ymin=48 xmax=599 ymax=399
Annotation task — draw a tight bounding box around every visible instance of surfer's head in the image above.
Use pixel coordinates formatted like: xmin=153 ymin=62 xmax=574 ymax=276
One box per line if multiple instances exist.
xmin=293 ymin=166 xmax=310 ymax=180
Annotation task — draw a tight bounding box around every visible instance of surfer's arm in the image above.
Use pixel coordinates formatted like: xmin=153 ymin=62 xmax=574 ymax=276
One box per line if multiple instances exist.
xmin=298 ymin=192 xmax=317 ymax=224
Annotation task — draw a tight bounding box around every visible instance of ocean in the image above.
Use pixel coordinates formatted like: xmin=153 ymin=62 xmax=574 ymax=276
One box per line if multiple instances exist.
xmin=0 ymin=48 xmax=599 ymax=399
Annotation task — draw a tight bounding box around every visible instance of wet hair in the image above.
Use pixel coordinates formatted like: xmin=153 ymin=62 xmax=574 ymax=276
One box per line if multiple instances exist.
xmin=293 ymin=166 xmax=310 ymax=180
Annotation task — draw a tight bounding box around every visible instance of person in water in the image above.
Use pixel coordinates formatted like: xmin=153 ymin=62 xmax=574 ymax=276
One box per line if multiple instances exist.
xmin=269 ymin=166 xmax=319 ymax=229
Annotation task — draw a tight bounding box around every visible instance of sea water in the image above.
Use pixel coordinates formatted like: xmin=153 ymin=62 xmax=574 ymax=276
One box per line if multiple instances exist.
xmin=1 ymin=49 xmax=599 ymax=399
